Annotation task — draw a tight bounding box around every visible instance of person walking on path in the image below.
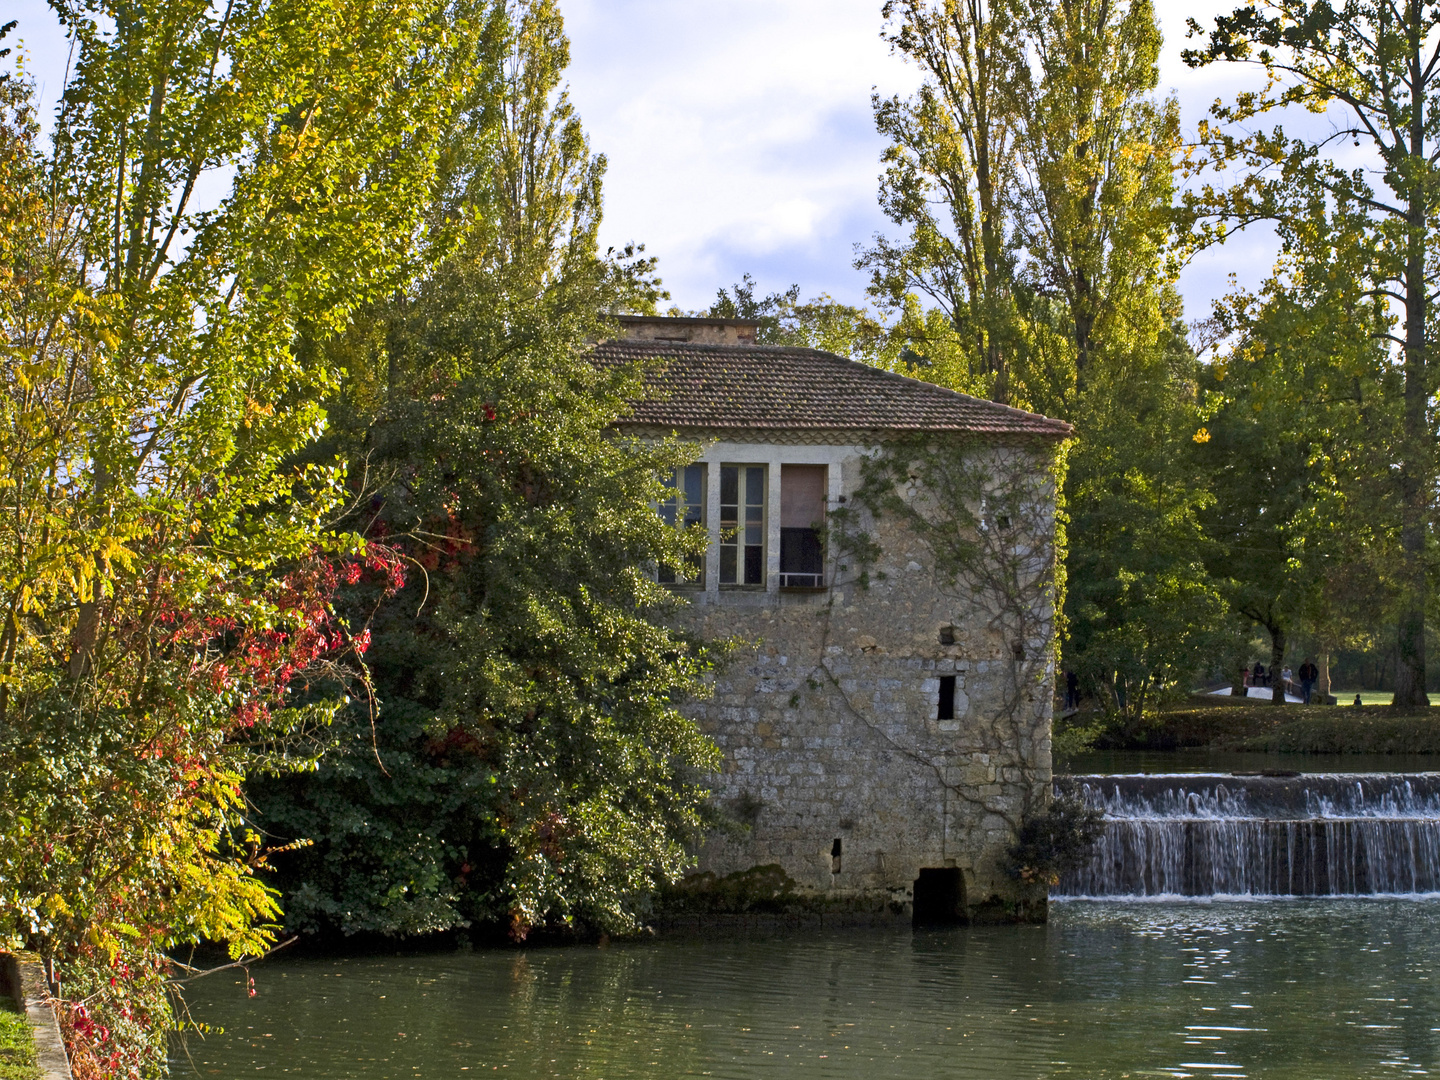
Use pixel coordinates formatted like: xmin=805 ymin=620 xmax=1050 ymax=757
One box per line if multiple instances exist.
xmin=1298 ymin=658 xmax=1319 ymax=705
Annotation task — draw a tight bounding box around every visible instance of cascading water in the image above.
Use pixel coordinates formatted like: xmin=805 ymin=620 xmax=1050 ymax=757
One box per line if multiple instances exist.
xmin=1054 ymin=773 xmax=1440 ymax=898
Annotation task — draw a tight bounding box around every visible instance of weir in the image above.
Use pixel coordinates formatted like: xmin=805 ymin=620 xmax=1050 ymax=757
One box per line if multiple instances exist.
xmin=1055 ymin=773 xmax=1440 ymax=898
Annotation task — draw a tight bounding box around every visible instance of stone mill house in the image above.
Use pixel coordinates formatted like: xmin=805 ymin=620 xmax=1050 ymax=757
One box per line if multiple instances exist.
xmin=593 ymin=315 xmax=1072 ymax=923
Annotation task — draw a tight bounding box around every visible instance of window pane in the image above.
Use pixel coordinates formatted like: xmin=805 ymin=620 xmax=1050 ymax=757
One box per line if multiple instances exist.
xmin=744 ymin=544 xmax=763 ymax=584
xmin=745 ymin=466 xmax=763 ymax=505
xmin=720 ymin=464 xmax=763 ymax=586
xmin=683 ymin=465 xmax=704 ymax=507
xmin=659 ymin=464 xmax=705 ymax=584
xmin=720 ymin=466 xmax=738 ymax=505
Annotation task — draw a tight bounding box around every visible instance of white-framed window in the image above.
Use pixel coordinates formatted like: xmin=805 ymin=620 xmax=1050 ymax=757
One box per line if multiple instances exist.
xmin=658 ymin=463 xmax=706 ymax=584
xmin=719 ymin=464 xmax=765 ymax=585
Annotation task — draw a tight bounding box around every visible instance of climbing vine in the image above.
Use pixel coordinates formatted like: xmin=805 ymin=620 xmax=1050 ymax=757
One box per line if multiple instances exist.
xmin=817 ymin=432 xmax=1071 ymax=882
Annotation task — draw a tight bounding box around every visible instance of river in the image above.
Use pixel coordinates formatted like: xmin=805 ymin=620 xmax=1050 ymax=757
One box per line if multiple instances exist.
xmin=174 ymin=897 xmax=1440 ymax=1078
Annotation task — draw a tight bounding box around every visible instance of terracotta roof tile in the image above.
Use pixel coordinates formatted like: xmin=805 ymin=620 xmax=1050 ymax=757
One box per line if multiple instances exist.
xmin=593 ymin=338 xmax=1071 ymax=438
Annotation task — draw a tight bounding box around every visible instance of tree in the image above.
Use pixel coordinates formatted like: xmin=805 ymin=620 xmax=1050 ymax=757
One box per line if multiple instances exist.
xmin=1199 ymin=241 xmax=1402 ymax=704
xmin=863 ymin=0 xmax=1026 ymax=401
xmin=0 ymin=1 xmax=478 ymax=1072
xmin=1184 ymin=0 xmax=1440 ymax=707
xmin=250 ymin=0 xmax=721 ymax=941
xmin=869 ymin=0 xmax=1220 ymax=716
xmin=1063 ymin=322 xmax=1226 ymax=720
xmin=1011 ymin=0 xmax=1178 ymax=394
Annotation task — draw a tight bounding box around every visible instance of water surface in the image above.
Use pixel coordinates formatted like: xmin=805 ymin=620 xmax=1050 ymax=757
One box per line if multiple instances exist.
xmin=175 ymin=899 xmax=1440 ymax=1078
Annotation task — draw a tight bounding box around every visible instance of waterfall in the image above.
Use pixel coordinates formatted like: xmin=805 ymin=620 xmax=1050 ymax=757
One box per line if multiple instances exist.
xmin=1054 ymin=774 xmax=1440 ymax=898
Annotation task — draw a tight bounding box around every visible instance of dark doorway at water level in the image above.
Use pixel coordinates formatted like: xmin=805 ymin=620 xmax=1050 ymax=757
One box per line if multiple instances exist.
xmin=912 ymin=867 xmax=966 ymax=926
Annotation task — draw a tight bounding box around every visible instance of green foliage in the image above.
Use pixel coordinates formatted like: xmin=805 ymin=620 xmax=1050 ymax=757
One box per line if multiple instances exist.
xmin=0 ymin=1 xmax=484 ymax=1072
xmin=251 ymin=0 xmax=719 ymax=941
xmin=864 ymin=0 xmax=1028 ymax=401
xmin=1197 ymin=261 xmax=1400 ymax=703
xmin=1183 ymin=0 xmax=1440 ymax=706
xmin=863 ymin=0 xmax=1178 ymax=410
xmin=1065 ymin=323 xmax=1227 ymax=720
xmin=703 ymin=275 xmax=909 ymax=370
xmin=1003 ymin=796 xmax=1105 ymax=887
xmin=865 ymin=0 xmax=1223 ymax=718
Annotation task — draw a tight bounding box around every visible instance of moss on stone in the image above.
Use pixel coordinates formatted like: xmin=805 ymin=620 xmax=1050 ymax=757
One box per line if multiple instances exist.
xmin=656 ymin=864 xmax=904 ymax=917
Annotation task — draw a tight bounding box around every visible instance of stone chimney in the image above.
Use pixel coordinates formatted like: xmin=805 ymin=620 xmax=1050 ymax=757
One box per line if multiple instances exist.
xmin=617 ymin=314 xmax=759 ymax=345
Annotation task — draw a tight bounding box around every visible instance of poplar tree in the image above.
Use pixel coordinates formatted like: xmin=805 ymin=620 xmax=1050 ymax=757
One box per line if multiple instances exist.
xmin=869 ymin=0 xmax=1221 ymax=714
xmin=251 ymin=0 xmax=720 ymax=941
xmin=863 ymin=0 xmax=1026 ymax=402
xmin=1185 ymin=0 xmax=1440 ymax=707
xmin=1012 ymin=0 xmax=1178 ymax=392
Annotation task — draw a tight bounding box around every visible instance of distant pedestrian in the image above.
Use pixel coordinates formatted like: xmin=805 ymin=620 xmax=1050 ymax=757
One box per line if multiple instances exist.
xmin=1253 ymin=661 xmax=1267 ymax=688
xmin=1064 ymin=670 xmax=1079 ymax=711
xmin=1298 ymin=658 xmax=1319 ymax=704
xmin=1354 ymin=693 xmax=1363 ymax=707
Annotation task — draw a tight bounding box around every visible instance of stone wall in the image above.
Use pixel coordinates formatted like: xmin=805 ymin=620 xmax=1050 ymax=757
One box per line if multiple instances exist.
xmin=667 ymin=434 xmax=1058 ymax=920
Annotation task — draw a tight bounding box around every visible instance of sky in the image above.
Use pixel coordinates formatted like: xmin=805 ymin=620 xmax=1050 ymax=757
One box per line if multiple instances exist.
xmin=6 ymin=0 xmax=1281 ymax=324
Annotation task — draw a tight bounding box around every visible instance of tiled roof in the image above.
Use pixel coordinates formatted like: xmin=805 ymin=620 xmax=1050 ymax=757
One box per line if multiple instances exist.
xmin=592 ymin=338 xmax=1071 ymax=438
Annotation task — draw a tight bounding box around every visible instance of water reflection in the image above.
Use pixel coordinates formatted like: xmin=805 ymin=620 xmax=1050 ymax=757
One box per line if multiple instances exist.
xmin=175 ymin=900 xmax=1440 ymax=1078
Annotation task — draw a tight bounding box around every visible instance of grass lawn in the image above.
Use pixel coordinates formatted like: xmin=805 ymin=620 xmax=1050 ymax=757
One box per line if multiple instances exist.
xmin=1068 ymin=698 xmax=1440 ymax=754
xmin=1334 ymin=690 xmax=1440 ymax=706
xmin=0 ymin=1004 xmax=39 ymax=1080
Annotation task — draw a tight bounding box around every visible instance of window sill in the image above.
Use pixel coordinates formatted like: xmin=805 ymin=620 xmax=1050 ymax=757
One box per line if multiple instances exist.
xmin=780 ymin=585 xmax=829 ymax=594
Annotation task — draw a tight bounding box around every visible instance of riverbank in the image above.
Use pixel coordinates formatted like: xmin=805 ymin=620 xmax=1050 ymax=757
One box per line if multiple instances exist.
xmin=1061 ymin=699 xmax=1440 ymax=756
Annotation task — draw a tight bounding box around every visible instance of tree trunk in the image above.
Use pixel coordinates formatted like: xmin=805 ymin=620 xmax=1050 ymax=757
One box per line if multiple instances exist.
xmin=1393 ymin=156 xmax=1429 ymax=708
xmin=1318 ymin=648 xmax=1331 ymax=702
xmin=1270 ymin=624 xmax=1286 ymax=705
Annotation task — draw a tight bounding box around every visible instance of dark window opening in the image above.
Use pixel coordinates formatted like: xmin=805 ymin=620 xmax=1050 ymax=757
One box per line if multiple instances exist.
xmin=937 ymin=675 xmax=957 ymax=720
xmin=830 ymin=838 xmax=842 ymax=874
xmin=938 ymin=625 xmax=955 ymax=646
xmin=720 ymin=465 xmax=765 ymax=585
xmin=1012 ymin=642 xmax=1026 ymax=662
xmin=780 ymin=465 xmax=826 ymax=587
xmin=912 ymin=867 xmax=966 ymax=927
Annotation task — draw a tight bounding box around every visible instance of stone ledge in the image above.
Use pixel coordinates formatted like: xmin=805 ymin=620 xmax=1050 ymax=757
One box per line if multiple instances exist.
xmin=648 ymin=910 xmax=911 ymax=937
